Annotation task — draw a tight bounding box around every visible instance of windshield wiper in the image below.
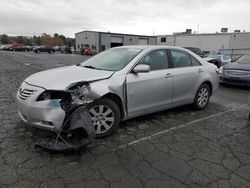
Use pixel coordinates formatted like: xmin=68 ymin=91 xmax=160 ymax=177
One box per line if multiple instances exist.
xmin=81 ymin=65 xmax=113 ymax=71
xmin=82 ymin=65 xmax=99 ymax=69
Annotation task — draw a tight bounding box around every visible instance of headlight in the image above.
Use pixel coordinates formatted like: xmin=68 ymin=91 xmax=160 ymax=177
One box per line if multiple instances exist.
xmin=67 ymin=82 xmax=91 ymax=103
xmin=36 ymin=90 xmax=71 ymax=101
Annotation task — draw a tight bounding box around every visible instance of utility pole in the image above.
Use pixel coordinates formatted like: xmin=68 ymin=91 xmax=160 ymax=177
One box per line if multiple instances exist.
xmin=197 ymin=24 xmax=199 ymax=34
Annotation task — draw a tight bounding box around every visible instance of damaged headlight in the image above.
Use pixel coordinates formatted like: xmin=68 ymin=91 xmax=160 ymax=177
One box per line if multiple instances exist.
xmin=67 ymin=82 xmax=92 ymax=103
xmin=36 ymin=82 xmax=92 ymax=104
xmin=37 ymin=90 xmax=72 ymax=101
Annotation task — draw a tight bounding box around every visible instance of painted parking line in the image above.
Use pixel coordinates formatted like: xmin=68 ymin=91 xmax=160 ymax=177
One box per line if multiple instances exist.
xmin=115 ymin=104 xmax=248 ymax=150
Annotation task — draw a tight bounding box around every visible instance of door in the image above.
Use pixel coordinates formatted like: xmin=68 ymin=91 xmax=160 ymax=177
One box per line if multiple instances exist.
xmin=126 ymin=49 xmax=173 ymax=116
xmin=111 ymin=36 xmax=123 ymax=48
xmin=169 ymin=49 xmax=203 ymax=104
xmin=138 ymin=38 xmax=149 ymax=45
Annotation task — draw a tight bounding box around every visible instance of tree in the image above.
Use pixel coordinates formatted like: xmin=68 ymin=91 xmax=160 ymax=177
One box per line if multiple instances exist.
xmin=33 ymin=36 xmax=41 ymax=46
xmin=16 ymin=36 xmax=24 ymax=44
xmin=54 ymin=33 xmax=59 ymax=38
xmin=0 ymin=34 xmax=10 ymax=44
xmin=59 ymin=35 xmax=66 ymax=45
xmin=41 ymin=33 xmax=63 ymax=46
xmin=23 ymin=37 xmax=33 ymax=46
xmin=65 ymin=37 xmax=75 ymax=47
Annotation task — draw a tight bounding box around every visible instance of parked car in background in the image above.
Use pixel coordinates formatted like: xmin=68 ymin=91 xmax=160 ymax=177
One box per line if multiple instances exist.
xmin=80 ymin=44 xmax=97 ymax=55
xmin=53 ymin=46 xmax=62 ymax=52
xmin=0 ymin=45 xmax=6 ymax=50
xmin=184 ymin=47 xmax=203 ymax=57
xmin=17 ymin=46 xmax=218 ymax=138
xmin=204 ymin=52 xmax=231 ymax=68
xmin=81 ymin=48 xmax=97 ymax=55
xmin=0 ymin=44 xmax=11 ymax=50
xmin=26 ymin=46 xmax=34 ymax=51
xmin=9 ymin=44 xmax=31 ymax=52
xmin=33 ymin=46 xmax=55 ymax=53
xmin=61 ymin=46 xmax=72 ymax=54
xmin=4 ymin=44 xmax=22 ymax=51
xmin=219 ymin=54 xmax=250 ymax=86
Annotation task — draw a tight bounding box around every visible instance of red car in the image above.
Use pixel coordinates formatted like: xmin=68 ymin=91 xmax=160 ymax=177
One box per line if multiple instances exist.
xmin=5 ymin=44 xmax=30 ymax=52
xmin=80 ymin=48 xmax=97 ymax=56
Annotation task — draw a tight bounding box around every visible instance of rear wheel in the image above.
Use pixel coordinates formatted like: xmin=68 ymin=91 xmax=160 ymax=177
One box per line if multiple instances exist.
xmin=87 ymin=98 xmax=120 ymax=138
xmin=193 ymin=83 xmax=210 ymax=110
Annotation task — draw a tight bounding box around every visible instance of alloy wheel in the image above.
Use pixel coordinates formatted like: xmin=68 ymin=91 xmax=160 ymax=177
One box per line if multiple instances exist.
xmin=197 ymin=87 xmax=209 ymax=107
xmin=89 ymin=105 xmax=115 ymax=134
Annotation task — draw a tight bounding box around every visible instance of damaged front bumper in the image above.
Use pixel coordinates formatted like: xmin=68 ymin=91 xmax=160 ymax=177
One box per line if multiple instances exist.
xmin=17 ymin=81 xmax=93 ymax=132
xmin=17 ymin=82 xmax=66 ymax=131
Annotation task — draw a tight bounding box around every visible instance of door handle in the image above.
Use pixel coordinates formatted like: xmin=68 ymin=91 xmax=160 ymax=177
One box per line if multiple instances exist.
xmin=165 ymin=73 xmax=173 ymax=78
xmin=198 ymin=69 xmax=204 ymax=73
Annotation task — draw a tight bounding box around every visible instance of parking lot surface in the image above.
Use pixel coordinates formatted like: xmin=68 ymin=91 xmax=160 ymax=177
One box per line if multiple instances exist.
xmin=1 ymin=51 xmax=250 ymax=188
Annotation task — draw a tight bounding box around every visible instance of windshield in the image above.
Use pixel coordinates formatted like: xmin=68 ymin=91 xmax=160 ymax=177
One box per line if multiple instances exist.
xmin=236 ymin=55 xmax=250 ymax=64
xmin=79 ymin=48 xmax=142 ymax=71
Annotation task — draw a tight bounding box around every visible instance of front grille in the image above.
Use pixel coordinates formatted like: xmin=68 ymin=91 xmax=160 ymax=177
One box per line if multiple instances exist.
xmin=19 ymin=89 xmax=36 ymax=101
xmin=225 ymin=70 xmax=250 ymax=77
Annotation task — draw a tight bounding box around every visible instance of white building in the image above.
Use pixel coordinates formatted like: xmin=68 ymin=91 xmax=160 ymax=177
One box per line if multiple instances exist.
xmin=157 ymin=32 xmax=250 ymax=56
xmin=75 ymin=30 xmax=157 ymax=52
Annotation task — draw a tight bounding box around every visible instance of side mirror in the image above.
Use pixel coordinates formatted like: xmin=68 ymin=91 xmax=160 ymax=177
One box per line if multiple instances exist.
xmin=133 ymin=64 xmax=150 ymax=73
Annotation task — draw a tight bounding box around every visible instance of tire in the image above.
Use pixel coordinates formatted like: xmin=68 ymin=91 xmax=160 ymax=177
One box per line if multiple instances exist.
xmin=86 ymin=98 xmax=120 ymax=138
xmin=193 ymin=83 xmax=210 ymax=110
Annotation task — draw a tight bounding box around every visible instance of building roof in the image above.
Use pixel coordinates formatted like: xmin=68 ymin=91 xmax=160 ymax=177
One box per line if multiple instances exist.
xmin=75 ymin=30 xmax=156 ymax=38
xmin=157 ymin=31 xmax=250 ymax=37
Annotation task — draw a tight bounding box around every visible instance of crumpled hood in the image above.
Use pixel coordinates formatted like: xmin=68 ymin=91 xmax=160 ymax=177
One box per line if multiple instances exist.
xmin=25 ymin=65 xmax=114 ymax=90
xmin=223 ymin=62 xmax=250 ymax=71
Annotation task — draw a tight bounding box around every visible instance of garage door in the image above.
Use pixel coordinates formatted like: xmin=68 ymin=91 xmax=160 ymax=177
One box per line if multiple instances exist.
xmin=138 ymin=38 xmax=149 ymax=45
xmin=111 ymin=36 xmax=123 ymax=43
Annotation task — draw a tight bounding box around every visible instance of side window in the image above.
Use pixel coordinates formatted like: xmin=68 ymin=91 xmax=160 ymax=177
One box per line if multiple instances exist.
xmin=190 ymin=56 xmax=202 ymax=66
xmin=138 ymin=49 xmax=168 ymax=71
xmin=170 ymin=50 xmax=192 ymax=68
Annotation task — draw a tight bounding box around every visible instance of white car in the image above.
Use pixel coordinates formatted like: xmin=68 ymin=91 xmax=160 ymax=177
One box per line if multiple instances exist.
xmin=17 ymin=46 xmax=219 ymax=137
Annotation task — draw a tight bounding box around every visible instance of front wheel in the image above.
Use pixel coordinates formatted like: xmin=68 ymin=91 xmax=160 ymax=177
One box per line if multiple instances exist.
xmin=86 ymin=98 xmax=120 ymax=138
xmin=193 ymin=83 xmax=210 ymax=110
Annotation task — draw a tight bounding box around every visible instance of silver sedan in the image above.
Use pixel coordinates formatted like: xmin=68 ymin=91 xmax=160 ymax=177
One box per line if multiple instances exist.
xmin=17 ymin=46 xmax=219 ymax=137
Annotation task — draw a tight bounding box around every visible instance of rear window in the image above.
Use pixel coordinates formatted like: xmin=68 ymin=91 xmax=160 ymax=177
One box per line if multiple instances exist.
xmin=170 ymin=50 xmax=192 ymax=68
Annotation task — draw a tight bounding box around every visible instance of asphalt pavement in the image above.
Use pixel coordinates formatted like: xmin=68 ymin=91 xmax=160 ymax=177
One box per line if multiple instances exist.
xmin=0 ymin=51 xmax=250 ymax=188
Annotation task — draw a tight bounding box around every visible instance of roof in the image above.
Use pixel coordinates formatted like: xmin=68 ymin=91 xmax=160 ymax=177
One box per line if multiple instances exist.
xmin=75 ymin=30 xmax=156 ymax=38
xmin=113 ymin=45 xmax=194 ymax=51
xmin=158 ymin=31 xmax=250 ymax=37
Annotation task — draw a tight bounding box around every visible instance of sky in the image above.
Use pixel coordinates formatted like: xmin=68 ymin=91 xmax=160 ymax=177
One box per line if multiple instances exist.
xmin=0 ymin=0 xmax=249 ymax=38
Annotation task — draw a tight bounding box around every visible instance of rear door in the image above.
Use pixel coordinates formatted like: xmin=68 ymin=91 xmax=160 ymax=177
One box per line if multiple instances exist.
xmin=126 ymin=49 xmax=173 ymax=116
xmin=169 ymin=49 xmax=203 ymax=104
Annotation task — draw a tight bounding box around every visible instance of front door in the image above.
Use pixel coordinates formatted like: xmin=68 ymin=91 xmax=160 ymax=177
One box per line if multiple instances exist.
xmin=126 ymin=49 xmax=173 ymax=117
